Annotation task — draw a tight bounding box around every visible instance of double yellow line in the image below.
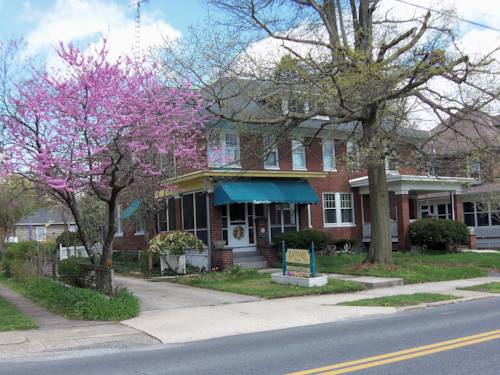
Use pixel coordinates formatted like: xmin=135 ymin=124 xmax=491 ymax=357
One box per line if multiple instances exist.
xmin=288 ymin=329 xmax=500 ymax=375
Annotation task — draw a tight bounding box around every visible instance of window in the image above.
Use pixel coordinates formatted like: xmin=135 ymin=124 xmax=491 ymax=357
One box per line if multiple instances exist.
xmin=323 ymin=192 xmax=355 ymax=227
xmin=384 ymin=147 xmax=398 ymax=172
xmin=463 ymin=202 xmax=475 ymax=226
xmin=467 ymin=156 xmax=481 ymax=180
xmin=322 ymin=139 xmax=336 ymax=171
xmin=68 ymin=225 xmax=77 ymax=233
xmin=135 ymin=216 xmax=145 ymax=235
xmin=346 ymin=142 xmax=361 ymax=169
xmin=35 ymin=227 xmax=46 ymax=242
xmin=115 ymin=204 xmax=123 ymax=236
xmin=291 ymin=139 xmax=306 ymax=170
xmin=476 ymin=203 xmax=489 ymax=227
xmin=208 ymin=131 xmax=241 ymax=168
xmin=263 ymin=136 xmax=279 ymax=169
xmin=182 ymin=192 xmax=208 ymax=245
xmin=270 ymin=203 xmax=297 ymax=239
xmin=159 ymin=197 xmax=177 ymax=232
xmin=437 ymin=204 xmax=453 ymax=220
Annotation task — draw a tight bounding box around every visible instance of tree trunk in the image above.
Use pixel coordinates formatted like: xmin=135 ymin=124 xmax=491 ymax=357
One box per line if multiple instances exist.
xmin=362 ymin=106 xmax=394 ymax=265
xmin=364 ymin=160 xmax=394 ymax=264
xmin=100 ymin=198 xmax=117 ymax=267
xmin=66 ymin=199 xmax=95 ymax=263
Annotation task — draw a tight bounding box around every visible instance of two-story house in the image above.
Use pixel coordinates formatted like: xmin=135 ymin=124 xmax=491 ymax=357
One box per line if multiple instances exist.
xmin=152 ymin=80 xmax=474 ymax=269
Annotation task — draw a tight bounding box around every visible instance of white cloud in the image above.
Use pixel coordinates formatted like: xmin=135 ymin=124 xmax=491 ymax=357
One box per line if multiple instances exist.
xmin=23 ymin=0 xmax=180 ymax=61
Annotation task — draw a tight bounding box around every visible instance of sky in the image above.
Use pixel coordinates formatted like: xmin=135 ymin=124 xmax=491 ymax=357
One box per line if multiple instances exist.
xmin=0 ymin=0 xmax=498 ymax=129
xmin=0 ymin=0 xmax=498 ymax=63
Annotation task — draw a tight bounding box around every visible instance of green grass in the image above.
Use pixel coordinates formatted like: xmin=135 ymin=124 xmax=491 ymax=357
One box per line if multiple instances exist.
xmin=0 ymin=276 xmax=140 ymax=321
xmin=0 ymin=297 xmax=37 ymax=331
xmin=317 ymin=252 xmax=500 ymax=284
xmin=173 ymin=269 xmax=364 ymax=299
xmin=338 ymin=293 xmax=458 ymax=307
xmin=459 ymin=282 xmax=500 ymax=293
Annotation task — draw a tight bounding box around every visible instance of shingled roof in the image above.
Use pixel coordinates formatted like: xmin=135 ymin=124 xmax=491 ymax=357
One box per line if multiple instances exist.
xmin=16 ymin=206 xmax=75 ymax=225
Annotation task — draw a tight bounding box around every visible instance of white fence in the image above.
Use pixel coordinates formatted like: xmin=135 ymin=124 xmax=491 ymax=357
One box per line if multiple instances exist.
xmin=58 ymin=244 xmax=102 ymax=260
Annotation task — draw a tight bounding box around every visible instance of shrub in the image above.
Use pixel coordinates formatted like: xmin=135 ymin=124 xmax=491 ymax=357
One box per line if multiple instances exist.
xmin=58 ymin=257 xmax=85 ymax=286
xmin=55 ymin=231 xmax=83 ymax=248
xmin=148 ymin=231 xmax=204 ymax=256
xmin=2 ymin=241 xmax=52 ymax=277
xmin=273 ymin=229 xmax=328 ymax=251
xmin=409 ymin=219 xmax=468 ymax=250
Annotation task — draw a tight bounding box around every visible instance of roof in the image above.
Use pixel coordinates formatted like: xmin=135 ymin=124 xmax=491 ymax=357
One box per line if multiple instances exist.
xmin=16 ymin=206 xmax=76 ymax=226
xmin=428 ymin=111 xmax=500 ymax=155
xmin=204 ymin=78 xmax=428 ymax=140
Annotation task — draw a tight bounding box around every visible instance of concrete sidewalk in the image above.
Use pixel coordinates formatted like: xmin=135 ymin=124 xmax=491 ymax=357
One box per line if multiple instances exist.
xmin=122 ymin=276 xmax=500 ymax=344
xmin=115 ymin=275 xmax=259 ymax=312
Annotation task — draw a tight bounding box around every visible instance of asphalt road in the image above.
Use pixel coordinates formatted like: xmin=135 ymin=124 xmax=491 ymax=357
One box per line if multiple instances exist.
xmin=1 ymin=296 xmax=500 ymax=375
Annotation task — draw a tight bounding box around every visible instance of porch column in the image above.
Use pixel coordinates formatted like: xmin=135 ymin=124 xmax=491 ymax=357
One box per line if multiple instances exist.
xmin=453 ymin=192 xmax=463 ymax=222
xmin=175 ymin=195 xmax=182 ymax=230
xmin=396 ymin=191 xmax=411 ymax=250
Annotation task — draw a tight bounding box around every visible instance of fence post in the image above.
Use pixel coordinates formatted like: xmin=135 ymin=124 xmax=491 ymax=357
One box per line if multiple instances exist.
xmin=310 ymin=241 xmax=316 ymax=277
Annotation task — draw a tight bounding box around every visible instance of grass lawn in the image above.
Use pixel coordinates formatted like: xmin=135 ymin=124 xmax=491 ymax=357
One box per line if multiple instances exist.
xmin=338 ymin=293 xmax=458 ymax=307
xmin=317 ymin=252 xmax=500 ymax=284
xmin=0 ymin=276 xmax=139 ymax=321
xmin=174 ymin=269 xmax=364 ymax=299
xmin=0 ymin=297 xmax=37 ymax=331
xmin=459 ymin=282 xmax=500 ymax=293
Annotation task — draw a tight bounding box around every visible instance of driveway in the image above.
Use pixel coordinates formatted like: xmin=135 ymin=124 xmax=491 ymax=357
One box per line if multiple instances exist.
xmin=114 ymin=275 xmax=259 ymax=312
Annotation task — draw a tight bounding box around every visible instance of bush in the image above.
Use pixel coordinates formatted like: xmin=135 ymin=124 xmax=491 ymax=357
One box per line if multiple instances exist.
xmin=273 ymin=229 xmax=328 ymax=251
xmin=58 ymin=257 xmax=85 ymax=286
xmin=2 ymin=241 xmax=53 ymax=277
xmin=55 ymin=231 xmax=83 ymax=248
xmin=11 ymin=277 xmax=139 ymax=321
xmin=409 ymin=219 xmax=468 ymax=250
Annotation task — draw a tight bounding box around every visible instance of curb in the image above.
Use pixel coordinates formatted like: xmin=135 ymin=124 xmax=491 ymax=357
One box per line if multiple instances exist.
xmin=0 ymin=335 xmax=28 ymax=346
xmin=398 ymin=294 xmax=496 ymax=312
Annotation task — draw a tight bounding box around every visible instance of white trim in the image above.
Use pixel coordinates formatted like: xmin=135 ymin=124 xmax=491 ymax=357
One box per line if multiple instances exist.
xmin=307 ymin=204 xmax=312 ymax=228
xmin=115 ymin=204 xmax=123 ymax=237
xmin=322 ymin=192 xmax=355 ymax=228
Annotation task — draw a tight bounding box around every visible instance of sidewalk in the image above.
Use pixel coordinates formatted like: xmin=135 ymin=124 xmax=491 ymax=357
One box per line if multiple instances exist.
xmin=123 ymin=276 xmax=500 ymax=344
xmin=0 ymin=283 xmax=157 ymax=360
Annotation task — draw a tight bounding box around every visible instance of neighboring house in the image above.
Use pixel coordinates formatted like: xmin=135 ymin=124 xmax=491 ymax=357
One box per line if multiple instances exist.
xmin=12 ymin=206 xmax=76 ymax=243
xmin=148 ymin=79 xmax=475 ymax=269
xmin=419 ymin=112 xmax=500 ymax=249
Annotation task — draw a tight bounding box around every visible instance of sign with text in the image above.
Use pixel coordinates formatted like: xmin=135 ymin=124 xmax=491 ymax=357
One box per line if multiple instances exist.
xmin=281 ymin=243 xmax=316 ymax=277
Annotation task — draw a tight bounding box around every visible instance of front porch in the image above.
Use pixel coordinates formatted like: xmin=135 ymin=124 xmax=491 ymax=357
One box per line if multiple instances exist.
xmin=351 ymin=174 xmax=475 ymax=250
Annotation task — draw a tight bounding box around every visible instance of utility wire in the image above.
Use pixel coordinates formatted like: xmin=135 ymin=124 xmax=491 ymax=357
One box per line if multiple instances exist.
xmin=395 ymin=0 xmax=500 ymax=33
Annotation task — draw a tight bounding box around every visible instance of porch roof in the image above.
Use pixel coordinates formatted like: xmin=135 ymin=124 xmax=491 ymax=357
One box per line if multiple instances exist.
xmin=214 ymin=179 xmax=320 ymax=206
xmin=349 ymin=174 xmax=475 ymax=195
xmin=156 ymin=169 xmax=327 ymax=198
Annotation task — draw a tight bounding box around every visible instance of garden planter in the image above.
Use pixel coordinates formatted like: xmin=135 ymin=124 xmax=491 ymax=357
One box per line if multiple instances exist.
xmin=160 ymin=254 xmax=186 ymax=275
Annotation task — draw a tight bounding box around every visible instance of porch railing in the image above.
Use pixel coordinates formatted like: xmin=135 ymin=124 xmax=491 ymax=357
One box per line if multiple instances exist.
xmin=362 ymin=222 xmax=398 ymax=241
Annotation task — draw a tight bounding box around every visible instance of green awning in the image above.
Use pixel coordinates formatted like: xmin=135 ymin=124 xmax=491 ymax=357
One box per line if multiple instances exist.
xmin=122 ymin=198 xmax=142 ymax=220
xmin=214 ymin=180 xmax=319 ymax=206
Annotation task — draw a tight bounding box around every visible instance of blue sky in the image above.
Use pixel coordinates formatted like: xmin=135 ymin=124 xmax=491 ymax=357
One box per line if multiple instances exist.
xmin=0 ymin=0 xmax=208 ymax=59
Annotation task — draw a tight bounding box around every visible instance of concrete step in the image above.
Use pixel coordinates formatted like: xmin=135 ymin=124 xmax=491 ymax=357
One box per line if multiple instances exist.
xmin=234 ymin=260 xmax=269 ymax=269
xmin=233 ymin=251 xmax=260 ymax=258
xmin=233 ymin=255 xmax=265 ymax=263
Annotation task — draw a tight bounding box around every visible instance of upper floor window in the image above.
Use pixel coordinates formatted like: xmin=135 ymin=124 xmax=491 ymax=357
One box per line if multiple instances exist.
xmin=346 ymin=141 xmax=361 ymax=169
xmin=323 ymin=192 xmax=355 ymax=227
xmin=467 ymin=156 xmax=481 ymax=180
xmin=291 ymin=139 xmax=306 ymax=170
xmin=208 ymin=131 xmax=241 ymax=168
xmin=322 ymin=139 xmax=336 ymax=171
xmin=263 ymin=136 xmax=280 ymax=169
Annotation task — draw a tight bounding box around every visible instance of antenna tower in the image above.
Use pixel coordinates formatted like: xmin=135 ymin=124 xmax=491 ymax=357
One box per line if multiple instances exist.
xmin=134 ymin=0 xmax=149 ymax=62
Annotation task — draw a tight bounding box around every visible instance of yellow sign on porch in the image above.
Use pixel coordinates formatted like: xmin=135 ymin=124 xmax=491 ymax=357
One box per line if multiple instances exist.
xmin=286 ymin=249 xmax=310 ymax=265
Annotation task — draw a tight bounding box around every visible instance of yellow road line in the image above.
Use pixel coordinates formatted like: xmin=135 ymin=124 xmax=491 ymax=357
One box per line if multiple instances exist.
xmin=288 ymin=329 xmax=500 ymax=375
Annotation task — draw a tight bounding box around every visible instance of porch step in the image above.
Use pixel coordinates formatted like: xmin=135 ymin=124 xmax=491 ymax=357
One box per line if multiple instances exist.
xmin=233 ymin=255 xmax=265 ymax=263
xmin=234 ymin=260 xmax=269 ymax=269
xmin=233 ymin=251 xmax=260 ymax=258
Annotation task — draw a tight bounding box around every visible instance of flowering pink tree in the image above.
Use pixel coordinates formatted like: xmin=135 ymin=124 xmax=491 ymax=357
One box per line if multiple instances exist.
xmin=0 ymin=41 xmax=206 ymax=265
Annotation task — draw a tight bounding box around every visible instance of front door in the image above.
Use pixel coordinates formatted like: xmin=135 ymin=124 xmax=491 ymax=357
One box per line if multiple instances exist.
xmin=228 ymin=203 xmax=250 ymax=249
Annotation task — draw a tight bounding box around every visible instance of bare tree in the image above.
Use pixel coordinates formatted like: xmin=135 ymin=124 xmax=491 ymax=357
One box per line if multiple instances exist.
xmin=162 ymin=0 xmax=500 ymax=264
